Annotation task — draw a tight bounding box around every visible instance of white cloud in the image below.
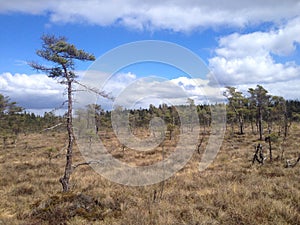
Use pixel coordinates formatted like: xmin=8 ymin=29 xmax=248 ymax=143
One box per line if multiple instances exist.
xmin=96 ymin=75 xmax=224 ymax=110
xmin=209 ymin=17 xmax=300 ymax=88
xmin=1 ymin=0 xmax=300 ymax=31
xmin=0 ymin=0 xmax=55 ymax=14
xmin=215 ymin=17 xmax=300 ymax=58
xmin=232 ymin=79 xmax=300 ymax=100
xmin=0 ymin=72 xmax=65 ymax=112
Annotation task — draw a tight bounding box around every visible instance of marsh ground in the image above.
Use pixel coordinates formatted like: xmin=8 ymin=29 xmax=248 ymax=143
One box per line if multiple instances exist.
xmin=0 ymin=124 xmax=299 ymax=224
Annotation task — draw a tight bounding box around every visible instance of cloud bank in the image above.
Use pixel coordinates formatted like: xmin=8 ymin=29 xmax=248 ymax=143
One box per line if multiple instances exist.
xmin=208 ymin=16 xmax=300 ymax=99
xmin=0 ymin=68 xmax=298 ymax=115
xmin=1 ymin=0 xmax=300 ymax=31
xmin=0 ymin=72 xmax=65 ymax=114
xmin=0 ymin=71 xmax=225 ymax=114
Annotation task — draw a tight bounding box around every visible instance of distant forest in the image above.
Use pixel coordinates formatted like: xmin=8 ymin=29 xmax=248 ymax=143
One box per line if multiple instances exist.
xmin=1 ymin=85 xmax=300 ymax=146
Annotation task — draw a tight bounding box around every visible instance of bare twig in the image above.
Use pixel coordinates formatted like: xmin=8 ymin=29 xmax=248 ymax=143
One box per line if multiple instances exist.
xmin=41 ymin=123 xmax=63 ymax=132
xmin=48 ymin=100 xmax=68 ymax=114
xmin=74 ymin=80 xmax=114 ymax=100
xmin=72 ymin=160 xmax=103 ymax=171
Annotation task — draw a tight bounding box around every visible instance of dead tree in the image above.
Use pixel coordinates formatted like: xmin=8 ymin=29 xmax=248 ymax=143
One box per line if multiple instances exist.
xmin=197 ymin=136 xmax=204 ymax=154
xmin=252 ymin=143 xmax=265 ymax=165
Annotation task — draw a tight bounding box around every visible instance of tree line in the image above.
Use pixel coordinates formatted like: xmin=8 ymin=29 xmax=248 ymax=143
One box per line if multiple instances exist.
xmin=224 ymin=85 xmax=294 ymax=139
xmin=1 ymin=85 xmax=300 ymax=143
xmin=76 ymin=86 xmax=300 ymax=141
xmin=0 ymin=94 xmax=64 ymax=148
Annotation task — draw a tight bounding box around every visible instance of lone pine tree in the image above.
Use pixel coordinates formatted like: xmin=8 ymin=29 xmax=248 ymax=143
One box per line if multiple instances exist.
xmin=30 ymin=35 xmax=95 ymax=192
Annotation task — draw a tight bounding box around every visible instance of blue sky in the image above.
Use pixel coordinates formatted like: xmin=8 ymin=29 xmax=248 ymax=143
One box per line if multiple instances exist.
xmin=0 ymin=0 xmax=300 ymax=114
xmin=0 ymin=14 xmax=218 ymax=74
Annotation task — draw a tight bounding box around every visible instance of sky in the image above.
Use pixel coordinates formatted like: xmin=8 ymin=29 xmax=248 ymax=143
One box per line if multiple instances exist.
xmin=0 ymin=0 xmax=300 ymax=114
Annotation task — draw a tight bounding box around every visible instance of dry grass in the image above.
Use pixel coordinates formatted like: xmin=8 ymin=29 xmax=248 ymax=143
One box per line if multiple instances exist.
xmin=0 ymin=124 xmax=299 ymax=224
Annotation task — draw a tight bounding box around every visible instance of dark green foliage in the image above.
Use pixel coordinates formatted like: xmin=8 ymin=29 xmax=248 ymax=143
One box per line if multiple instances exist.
xmin=248 ymin=85 xmax=271 ymax=140
xmin=30 ymin=35 xmax=95 ymax=79
xmin=0 ymin=95 xmax=64 ymax=144
xmin=0 ymin=94 xmax=23 ymax=148
xmin=286 ymin=100 xmax=300 ymax=121
xmin=224 ymin=86 xmax=248 ymax=134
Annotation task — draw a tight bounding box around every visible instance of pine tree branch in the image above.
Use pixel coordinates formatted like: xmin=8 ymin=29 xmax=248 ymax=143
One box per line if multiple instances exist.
xmin=74 ymin=80 xmax=114 ymax=101
xmin=28 ymin=61 xmax=54 ymax=72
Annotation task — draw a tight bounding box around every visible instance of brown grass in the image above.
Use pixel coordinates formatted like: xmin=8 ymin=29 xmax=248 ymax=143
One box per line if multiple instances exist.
xmin=0 ymin=124 xmax=299 ymax=224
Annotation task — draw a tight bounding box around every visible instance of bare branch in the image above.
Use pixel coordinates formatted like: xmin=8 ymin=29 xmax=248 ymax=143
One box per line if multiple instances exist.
xmin=72 ymin=160 xmax=103 ymax=171
xmin=197 ymin=136 xmax=204 ymax=154
xmin=74 ymin=80 xmax=115 ymax=101
xmin=285 ymin=155 xmax=300 ymax=168
xmin=45 ymin=100 xmax=68 ymax=115
xmin=41 ymin=123 xmax=63 ymax=132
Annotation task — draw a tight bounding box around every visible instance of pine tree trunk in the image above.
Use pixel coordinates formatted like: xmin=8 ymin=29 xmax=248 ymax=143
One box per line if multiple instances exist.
xmin=60 ymin=79 xmax=74 ymax=192
xmin=284 ymin=112 xmax=289 ymax=138
xmin=239 ymin=115 xmax=244 ymax=135
xmin=268 ymin=137 xmax=272 ymax=162
xmin=258 ymin=107 xmax=263 ymax=140
xmin=250 ymin=119 xmax=254 ymax=134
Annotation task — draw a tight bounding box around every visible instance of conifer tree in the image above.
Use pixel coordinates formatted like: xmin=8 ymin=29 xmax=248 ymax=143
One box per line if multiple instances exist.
xmin=30 ymin=35 xmax=95 ymax=192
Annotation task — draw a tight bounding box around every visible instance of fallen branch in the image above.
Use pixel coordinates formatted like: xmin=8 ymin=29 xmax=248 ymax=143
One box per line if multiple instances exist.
xmin=285 ymin=155 xmax=300 ymax=168
xmin=72 ymin=160 xmax=103 ymax=171
xmin=41 ymin=123 xmax=63 ymax=132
